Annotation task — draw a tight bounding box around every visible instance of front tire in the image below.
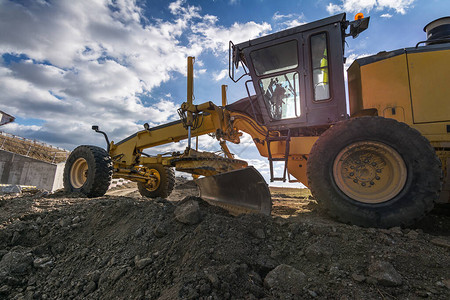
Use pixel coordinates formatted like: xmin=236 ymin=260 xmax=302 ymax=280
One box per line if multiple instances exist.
xmin=307 ymin=117 xmax=442 ymax=228
xmin=63 ymin=145 xmax=113 ymax=197
xmin=137 ymin=164 xmax=175 ymax=198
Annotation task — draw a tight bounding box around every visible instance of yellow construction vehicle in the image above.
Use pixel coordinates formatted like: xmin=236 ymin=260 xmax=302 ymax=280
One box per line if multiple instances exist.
xmin=64 ymin=13 xmax=450 ymax=228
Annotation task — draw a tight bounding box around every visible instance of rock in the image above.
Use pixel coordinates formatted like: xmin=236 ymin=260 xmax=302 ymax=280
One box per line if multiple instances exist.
xmin=83 ymin=281 xmax=96 ymax=295
xmin=154 ymin=223 xmax=168 ymax=238
xmin=253 ymin=228 xmax=266 ymax=239
xmin=264 ymin=264 xmax=306 ymax=294
xmin=59 ymin=217 xmax=71 ymax=227
xmin=389 ymin=227 xmax=403 ymax=235
xmin=367 ymin=261 xmax=402 ymax=287
xmin=0 ymin=284 xmax=10 ymax=296
xmin=135 ymin=257 xmax=153 ymax=270
xmin=443 ymin=279 xmax=450 ymax=290
xmin=39 ymin=225 xmax=49 ymax=237
xmin=204 ymin=269 xmax=219 ymax=288
xmin=199 ymin=282 xmax=211 ymax=294
xmin=367 ymin=228 xmax=377 ymax=234
xmin=305 ymin=242 xmax=333 ymax=262
xmin=174 ymin=200 xmax=201 ymax=225
xmin=135 ymin=228 xmax=144 ymax=237
xmin=255 ymin=255 xmax=277 ymax=273
xmin=98 ymin=270 xmax=109 ymax=287
xmin=406 ymin=230 xmax=419 ymax=239
xmin=87 ymin=270 xmax=101 ymax=283
xmin=308 ymin=290 xmax=318 ymax=297
xmin=248 ymin=271 xmax=262 ymax=285
xmin=311 ymin=226 xmax=331 ymax=235
xmin=10 ymin=231 xmax=20 ymax=245
xmin=51 ymin=243 xmax=65 ymax=255
xmin=0 ymin=250 xmax=33 ymax=276
xmin=33 ymin=257 xmax=53 ymax=269
xmin=416 ymin=290 xmax=431 ymax=297
xmin=110 ymin=267 xmax=127 ymax=283
xmin=351 ymin=273 xmax=366 ymax=283
xmin=430 ymin=237 xmax=450 ymax=249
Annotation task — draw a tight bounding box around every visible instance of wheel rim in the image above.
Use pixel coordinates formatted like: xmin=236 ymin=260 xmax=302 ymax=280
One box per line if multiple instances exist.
xmin=70 ymin=158 xmax=88 ymax=189
xmin=144 ymin=169 xmax=161 ymax=191
xmin=333 ymin=141 xmax=407 ymax=204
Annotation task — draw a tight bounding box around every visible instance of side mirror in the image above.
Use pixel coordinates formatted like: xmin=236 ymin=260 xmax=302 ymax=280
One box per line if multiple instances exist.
xmin=346 ymin=17 xmax=370 ymax=38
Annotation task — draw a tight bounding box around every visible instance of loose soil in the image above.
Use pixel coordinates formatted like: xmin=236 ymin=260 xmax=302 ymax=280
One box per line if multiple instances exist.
xmin=0 ymin=179 xmax=449 ymax=299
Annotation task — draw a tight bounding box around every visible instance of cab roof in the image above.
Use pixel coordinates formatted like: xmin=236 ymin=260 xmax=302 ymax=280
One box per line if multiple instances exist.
xmin=234 ymin=13 xmax=346 ymax=50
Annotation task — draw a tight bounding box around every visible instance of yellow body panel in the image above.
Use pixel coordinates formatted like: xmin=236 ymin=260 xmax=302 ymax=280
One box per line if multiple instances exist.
xmin=408 ymin=50 xmax=450 ymax=123
xmin=351 ymin=54 xmax=413 ymax=124
xmin=348 ymin=49 xmax=450 ymax=141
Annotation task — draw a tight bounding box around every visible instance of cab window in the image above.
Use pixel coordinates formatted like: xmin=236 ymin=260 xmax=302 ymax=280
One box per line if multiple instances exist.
xmin=250 ymin=40 xmax=298 ymax=76
xmin=259 ymin=72 xmax=300 ymax=120
xmin=310 ymin=33 xmax=330 ymax=101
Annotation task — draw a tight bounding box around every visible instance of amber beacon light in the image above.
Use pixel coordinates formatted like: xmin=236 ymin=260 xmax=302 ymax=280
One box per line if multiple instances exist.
xmin=355 ymin=13 xmax=364 ymax=20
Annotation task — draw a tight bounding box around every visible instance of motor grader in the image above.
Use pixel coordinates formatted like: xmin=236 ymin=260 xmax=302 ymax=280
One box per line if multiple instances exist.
xmin=64 ymin=13 xmax=450 ymax=228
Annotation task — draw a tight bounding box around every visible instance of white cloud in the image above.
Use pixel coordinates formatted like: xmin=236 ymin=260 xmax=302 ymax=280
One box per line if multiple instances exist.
xmin=377 ymin=0 xmax=414 ymax=14
xmin=282 ymin=19 xmax=307 ymax=29
xmin=214 ymin=69 xmax=228 ymax=81
xmin=327 ymin=3 xmax=343 ymax=15
xmin=381 ymin=13 xmax=393 ymax=18
xmin=191 ymin=17 xmax=271 ymax=53
xmin=0 ymin=0 xmax=271 ymax=149
xmin=272 ymin=12 xmax=296 ymax=21
xmin=326 ymin=0 xmax=415 ymax=15
xmin=272 ymin=12 xmax=306 ymax=30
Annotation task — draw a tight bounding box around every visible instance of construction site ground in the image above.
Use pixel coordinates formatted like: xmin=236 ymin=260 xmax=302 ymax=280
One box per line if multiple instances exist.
xmin=0 ymin=178 xmax=449 ymax=300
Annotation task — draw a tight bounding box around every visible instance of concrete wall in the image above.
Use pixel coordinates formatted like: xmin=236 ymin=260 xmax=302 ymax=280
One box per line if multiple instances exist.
xmin=0 ymin=149 xmax=64 ymax=191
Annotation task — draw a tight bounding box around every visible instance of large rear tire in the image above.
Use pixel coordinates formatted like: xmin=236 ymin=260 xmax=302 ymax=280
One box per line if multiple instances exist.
xmin=137 ymin=164 xmax=175 ymax=198
xmin=63 ymin=145 xmax=113 ymax=197
xmin=307 ymin=117 xmax=442 ymax=228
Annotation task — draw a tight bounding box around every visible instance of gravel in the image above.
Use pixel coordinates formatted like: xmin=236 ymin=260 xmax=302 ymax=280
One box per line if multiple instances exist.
xmin=0 ymin=181 xmax=449 ymax=299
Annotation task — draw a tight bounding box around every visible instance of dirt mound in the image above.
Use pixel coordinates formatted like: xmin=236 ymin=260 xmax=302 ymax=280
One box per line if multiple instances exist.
xmin=0 ymin=182 xmax=449 ymax=299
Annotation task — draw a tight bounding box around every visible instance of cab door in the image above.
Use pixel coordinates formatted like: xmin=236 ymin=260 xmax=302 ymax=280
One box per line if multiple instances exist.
xmin=244 ymin=35 xmax=307 ymax=127
xmin=302 ymin=24 xmax=347 ymax=127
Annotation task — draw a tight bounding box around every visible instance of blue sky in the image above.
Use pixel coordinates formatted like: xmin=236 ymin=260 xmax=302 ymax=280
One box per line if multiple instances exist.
xmin=1 ymin=0 xmax=449 ymax=186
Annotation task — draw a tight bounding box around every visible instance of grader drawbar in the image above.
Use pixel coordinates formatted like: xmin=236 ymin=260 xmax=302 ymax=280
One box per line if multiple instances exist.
xmin=64 ymin=13 xmax=450 ymax=228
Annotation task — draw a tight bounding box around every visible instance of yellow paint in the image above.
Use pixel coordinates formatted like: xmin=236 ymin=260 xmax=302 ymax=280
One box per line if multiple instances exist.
xmin=357 ymin=54 xmax=413 ymax=124
xmin=287 ymin=155 xmax=309 ymax=186
xmin=348 ymin=49 xmax=450 ymax=142
xmin=408 ymin=50 xmax=450 ymax=123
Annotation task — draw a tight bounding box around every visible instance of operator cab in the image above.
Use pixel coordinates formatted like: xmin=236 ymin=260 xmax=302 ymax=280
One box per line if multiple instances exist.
xmin=228 ymin=13 xmax=369 ymax=133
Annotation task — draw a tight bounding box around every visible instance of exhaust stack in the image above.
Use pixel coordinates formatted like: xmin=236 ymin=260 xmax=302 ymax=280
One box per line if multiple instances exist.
xmin=424 ymin=16 xmax=450 ymax=45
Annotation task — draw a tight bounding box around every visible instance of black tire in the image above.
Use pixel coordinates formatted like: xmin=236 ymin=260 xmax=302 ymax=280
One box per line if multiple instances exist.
xmin=307 ymin=116 xmax=442 ymax=228
xmin=137 ymin=164 xmax=175 ymax=198
xmin=63 ymin=145 xmax=113 ymax=197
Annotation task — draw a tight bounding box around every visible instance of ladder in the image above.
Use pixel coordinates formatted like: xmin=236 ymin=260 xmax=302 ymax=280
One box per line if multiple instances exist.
xmin=266 ymin=129 xmax=291 ymax=182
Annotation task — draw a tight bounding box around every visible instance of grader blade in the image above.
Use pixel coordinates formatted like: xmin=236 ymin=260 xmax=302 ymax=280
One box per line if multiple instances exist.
xmin=196 ymin=166 xmax=272 ymax=215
